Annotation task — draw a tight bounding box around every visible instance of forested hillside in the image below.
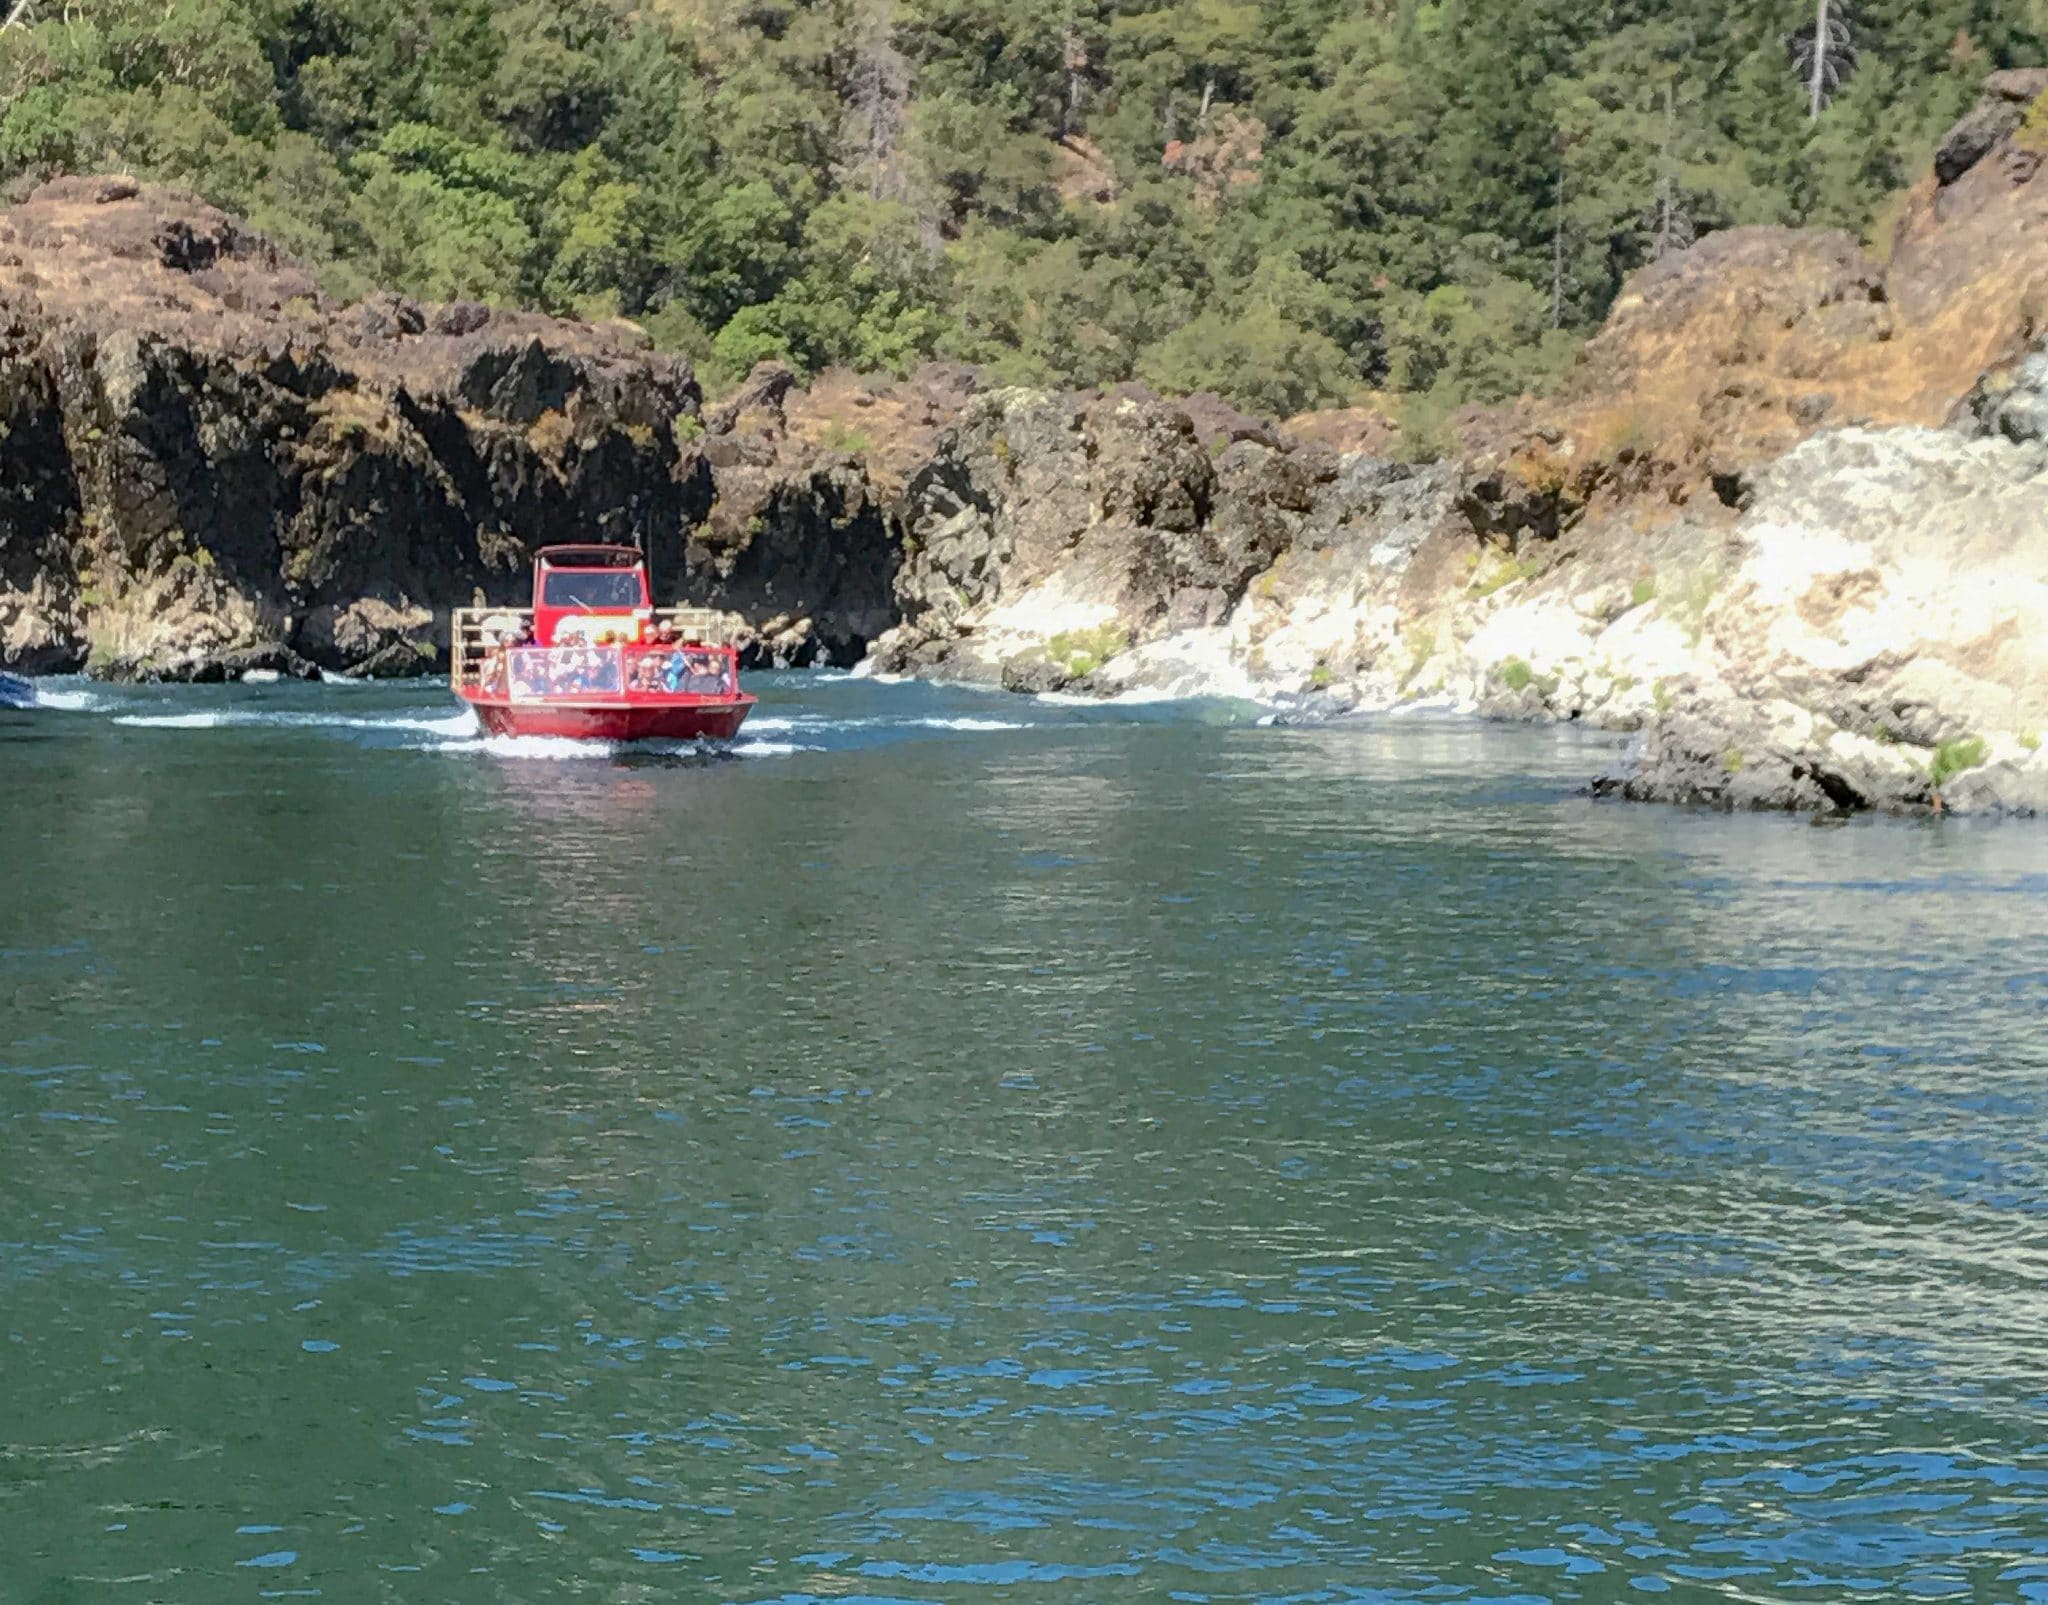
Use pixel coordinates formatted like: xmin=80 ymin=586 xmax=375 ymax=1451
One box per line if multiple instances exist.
xmin=1 ymin=0 xmax=2041 ymax=414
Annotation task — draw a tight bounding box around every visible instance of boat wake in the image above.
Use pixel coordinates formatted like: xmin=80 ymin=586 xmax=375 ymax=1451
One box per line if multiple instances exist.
xmin=29 ymin=667 xmax=1260 ymax=766
xmin=88 ymin=699 xmax=836 ymax=760
xmin=113 ymin=708 xmax=481 ymax=737
xmin=420 ymin=730 xmax=821 ymax=761
xmin=23 ymin=683 xmax=102 ymax=713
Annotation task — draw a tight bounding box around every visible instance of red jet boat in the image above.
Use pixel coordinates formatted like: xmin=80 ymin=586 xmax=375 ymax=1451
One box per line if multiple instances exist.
xmin=452 ymin=545 xmax=755 ymax=742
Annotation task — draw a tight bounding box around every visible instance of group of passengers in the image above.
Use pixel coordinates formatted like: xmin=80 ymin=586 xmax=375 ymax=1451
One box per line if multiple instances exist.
xmin=515 ymin=644 xmax=623 ymax=698
xmin=629 ymin=644 xmax=729 ymax=695
xmin=475 ymin=616 xmax=728 ymax=698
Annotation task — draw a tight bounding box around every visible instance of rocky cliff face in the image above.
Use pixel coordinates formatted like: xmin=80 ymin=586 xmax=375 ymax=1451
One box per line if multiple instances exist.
xmin=0 ymin=178 xmax=894 ymax=678
xmin=868 ymin=387 xmax=1303 ymax=692
xmin=6 ymin=71 xmax=2048 ymax=817
xmin=860 ymin=70 xmax=2048 ymax=815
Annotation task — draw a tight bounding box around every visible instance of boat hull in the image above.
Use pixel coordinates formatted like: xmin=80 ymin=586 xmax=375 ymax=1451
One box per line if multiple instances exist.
xmin=0 ymin=672 xmax=33 ymax=710
xmin=465 ymin=695 xmax=755 ymax=743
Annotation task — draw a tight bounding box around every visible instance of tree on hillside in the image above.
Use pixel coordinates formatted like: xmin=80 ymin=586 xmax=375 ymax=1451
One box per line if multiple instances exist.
xmin=4 ymin=0 xmax=2046 ymax=406
xmin=1791 ymin=0 xmax=1857 ymax=118
xmin=839 ymin=0 xmax=915 ymax=202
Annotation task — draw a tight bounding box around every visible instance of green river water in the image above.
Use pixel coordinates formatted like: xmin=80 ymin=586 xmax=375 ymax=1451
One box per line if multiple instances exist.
xmin=4 ymin=673 xmax=2048 ymax=1602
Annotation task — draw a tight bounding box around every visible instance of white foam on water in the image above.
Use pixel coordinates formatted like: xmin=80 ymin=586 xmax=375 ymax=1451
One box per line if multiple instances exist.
xmin=756 ymin=713 xmax=1025 ymax=734
xmin=378 ymin=709 xmax=481 ymax=738
xmin=114 ymin=708 xmax=480 ymax=737
xmin=730 ymin=739 xmax=819 ymax=757
xmin=30 ymin=685 xmax=103 ymax=712
xmin=419 ymin=731 xmax=817 ymax=760
xmin=114 ymin=712 xmax=232 ymax=729
xmin=429 ymin=734 xmax=623 ymax=761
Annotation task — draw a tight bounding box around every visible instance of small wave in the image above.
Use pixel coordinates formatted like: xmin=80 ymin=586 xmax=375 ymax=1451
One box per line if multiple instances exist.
xmin=721 ymin=712 xmax=1019 ymax=737
xmin=30 ymin=686 xmax=103 ymax=712
xmin=114 ymin=708 xmax=479 ymax=736
xmin=430 ymin=734 xmax=623 ymax=761
xmin=730 ymin=738 xmax=820 ymax=757
xmin=421 ymin=731 xmax=813 ymax=760
xmin=114 ymin=712 xmax=229 ymax=729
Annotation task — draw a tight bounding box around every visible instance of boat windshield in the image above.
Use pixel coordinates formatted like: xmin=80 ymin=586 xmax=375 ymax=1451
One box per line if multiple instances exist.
xmin=543 ymin=571 xmax=642 ymax=609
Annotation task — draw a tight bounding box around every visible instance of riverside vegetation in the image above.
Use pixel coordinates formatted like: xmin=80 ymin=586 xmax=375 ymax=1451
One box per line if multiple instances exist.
xmin=5 ymin=17 xmax=2048 ymax=814
xmin=0 ymin=0 xmax=2043 ymax=416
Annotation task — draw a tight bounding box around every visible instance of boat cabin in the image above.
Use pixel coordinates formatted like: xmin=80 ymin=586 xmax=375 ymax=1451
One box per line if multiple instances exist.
xmin=532 ymin=545 xmax=654 ymax=646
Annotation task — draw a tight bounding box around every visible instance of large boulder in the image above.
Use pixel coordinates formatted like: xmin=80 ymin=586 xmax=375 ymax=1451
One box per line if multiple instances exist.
xmin=873 ymin=386 xmax=1324 ymax=688
xmin=1956 ymin=336 xmax=2048 ymax=445
xmin=1615 ymin=428 xmax=2048 ymax=813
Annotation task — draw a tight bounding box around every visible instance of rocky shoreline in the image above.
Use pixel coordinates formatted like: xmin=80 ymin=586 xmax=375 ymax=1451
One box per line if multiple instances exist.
xmin=5 ymin=72 xmax=2048 ymax=814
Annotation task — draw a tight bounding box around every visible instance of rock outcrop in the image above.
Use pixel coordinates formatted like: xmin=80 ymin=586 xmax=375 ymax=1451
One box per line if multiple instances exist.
xmin=7 ymin=67 xmax=2048 ymax=817
xmin=856 ymin=69 xmax=2048 ymax=813
xmin=0 ymin=178 xmax=893 ymax=677
xmin=868 ymin=387 xmax=1317 ymax=693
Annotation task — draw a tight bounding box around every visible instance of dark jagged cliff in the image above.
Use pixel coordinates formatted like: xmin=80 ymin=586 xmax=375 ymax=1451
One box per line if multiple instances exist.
xmin=0 ymin=177 xmax=896 ymax=678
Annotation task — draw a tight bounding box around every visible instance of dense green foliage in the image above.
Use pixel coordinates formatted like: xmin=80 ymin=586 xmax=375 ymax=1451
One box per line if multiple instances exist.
xmin=2 ymin=0 xmax=2041 ymax=409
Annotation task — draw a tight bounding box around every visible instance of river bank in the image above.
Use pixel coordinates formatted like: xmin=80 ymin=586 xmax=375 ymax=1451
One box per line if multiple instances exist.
xmin=5 ymin=70 xmax=2047 ymax=811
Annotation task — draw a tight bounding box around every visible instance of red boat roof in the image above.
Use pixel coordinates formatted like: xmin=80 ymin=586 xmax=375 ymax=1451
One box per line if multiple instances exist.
xmin=535 ymin=544 xmax=645 ymax=569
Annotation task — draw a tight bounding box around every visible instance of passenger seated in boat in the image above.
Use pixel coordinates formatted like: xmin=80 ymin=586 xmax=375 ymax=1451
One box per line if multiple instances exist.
xmin=509 ymin=646 xmax=549 ymax=698
xmin=685 ymin=652 xmax=727 ymax=694
xmin=556 ymin=646 xmax=621 ymax=696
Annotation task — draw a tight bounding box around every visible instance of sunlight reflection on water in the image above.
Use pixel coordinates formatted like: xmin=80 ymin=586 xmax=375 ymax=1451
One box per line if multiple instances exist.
xmin=3 ymin=676 xmax=2048 ymax=1599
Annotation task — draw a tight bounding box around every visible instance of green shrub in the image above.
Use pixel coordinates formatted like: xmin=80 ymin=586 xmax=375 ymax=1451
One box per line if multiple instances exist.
xmin=818 ymin=420 xmax=873 ymax=456
xmin=2020 ymin=94 xmax=2048 ymax=156
xmin=1930 ymin=736 xmax=1989 ymax=789
xmin=1046 ymin=624 xmax=1129 ymax=680
xmin=1398 ymin=626 xmax=1437 ymax=691
xmin=1470 ymin=550 xmax=1545 ymax=598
